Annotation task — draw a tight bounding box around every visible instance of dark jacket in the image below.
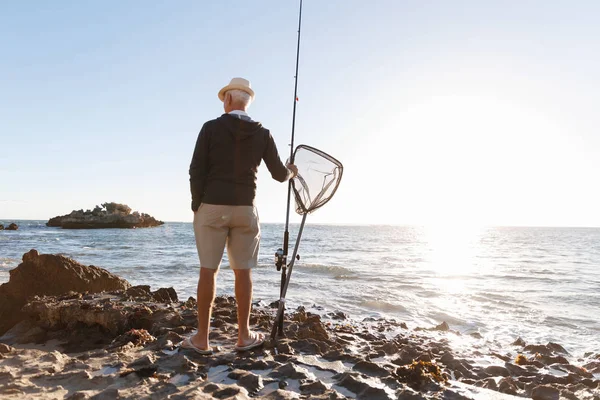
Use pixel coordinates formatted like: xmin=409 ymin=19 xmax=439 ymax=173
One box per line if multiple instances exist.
xmin=189 ymin=114 xmax=289 ymax=211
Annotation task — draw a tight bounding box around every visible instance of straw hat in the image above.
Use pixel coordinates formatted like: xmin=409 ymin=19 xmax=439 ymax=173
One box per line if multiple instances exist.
xmin=218 ymin=77 xmax=255 ymax=102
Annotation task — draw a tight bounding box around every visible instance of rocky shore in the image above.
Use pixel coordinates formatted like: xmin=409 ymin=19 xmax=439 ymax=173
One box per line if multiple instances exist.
xmin=47 ymin=202 xmax=163 ymax=229
xmin=0 ymin=251 xmax=598 ymax=399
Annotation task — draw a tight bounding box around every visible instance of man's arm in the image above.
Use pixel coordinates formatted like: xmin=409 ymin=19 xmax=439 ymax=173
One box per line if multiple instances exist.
xmin=263 ymin=131 xmax=296 ymax=182
xmin=189 ymin=125 xmax=209 ymax=211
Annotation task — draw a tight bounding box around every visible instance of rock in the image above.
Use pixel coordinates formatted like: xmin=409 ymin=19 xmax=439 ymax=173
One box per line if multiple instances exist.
xmin=512 ymin=337 xmax=527 ymax=346
xmin=335 ymin=372 xmax=371 ymax=394
xmin=357 ymin=385 xmax=390 ymax=399
xmin=434 ymin=321 xmax=450 ymax=331
xmin=547 ymin=342 xmax=569 ymax=354
xmin=91 ymin=388 xmax=119 ymax=400
xmin=152 ymin=287 xmax=178 ymax=303
xmin=531 ymin=385 xmax=560 ymax=400
xmin=482 ymin=378 xmax=498 ymax=390
xmin=269 ymin=362 xmax=311 ymax=380
xmin=263 ymin=389 xmax=300 ymax=399
xmin=213 ymin=385 xmax=247 ymax=399
xmin=353 ymin=360 xmax=391 ymax=377
xmin=228 ymin=370 xmax=263 ymax=393
xmin=46 ymin=203 xmax=164 ymax=229
xmin=439 ymin=352 xmax=455 ymax=366
xmin=0 ymin=250 xmax=130 ymax=335
xmin=300 ymin=380 xmax=328 ymax=395
xmin=6 ymin=223 xmax=18 ymax=230
xmin=498 ymin=377 xmax=518 ymax=395
xmin=484 ymin=365 xmax=510 ymax=377
xmin=0 ymin=343 xmax=13 ymax=353
xmin=379 ymin=341 xmax=399 ymax=355
xmin=126 ymin=285 xmax=152 ymax=299
xmin=505 ymin=362 xmax=531 ymax=377
xmin=535 ymin=354 xmax=569 ymax=365
xmin=0 ymin=224 xmax=3 ymax=230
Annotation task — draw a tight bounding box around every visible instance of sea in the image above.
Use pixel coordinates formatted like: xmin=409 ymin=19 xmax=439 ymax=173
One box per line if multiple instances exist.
xmin=1 ymin=220 xmax=599 ymax=360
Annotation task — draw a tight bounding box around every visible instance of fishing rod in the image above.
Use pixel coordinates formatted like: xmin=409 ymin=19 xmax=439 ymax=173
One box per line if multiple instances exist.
xmin=273 ymin=0 xmax=303 ymax=339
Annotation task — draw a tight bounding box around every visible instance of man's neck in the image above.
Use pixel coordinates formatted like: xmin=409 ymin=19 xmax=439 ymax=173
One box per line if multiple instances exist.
xmin=228 ymin=109 xmax=249 ymax=116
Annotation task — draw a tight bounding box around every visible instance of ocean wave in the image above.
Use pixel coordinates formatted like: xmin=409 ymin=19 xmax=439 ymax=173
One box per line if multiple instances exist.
xmin=358 ymin=299 xmax=407 ymax=314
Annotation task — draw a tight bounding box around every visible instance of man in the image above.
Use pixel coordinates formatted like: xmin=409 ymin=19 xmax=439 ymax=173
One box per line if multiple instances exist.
xmin=185 ymin=77 xmax=298 ymax=353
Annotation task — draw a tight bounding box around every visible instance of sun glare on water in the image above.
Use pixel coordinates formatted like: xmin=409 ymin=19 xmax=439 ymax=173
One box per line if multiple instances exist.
xmin=422 ymin=223 xmax=483 ymax=293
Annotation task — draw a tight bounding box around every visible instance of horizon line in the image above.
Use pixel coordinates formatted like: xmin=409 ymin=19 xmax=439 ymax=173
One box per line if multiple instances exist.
xmin=2 ymin=218 xmax=600 ymax=229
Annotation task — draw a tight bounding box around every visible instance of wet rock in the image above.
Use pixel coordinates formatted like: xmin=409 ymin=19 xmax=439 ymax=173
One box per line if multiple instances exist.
xmin=484 ymin=365 xmax=510 ymax=377
xmin=392 ymin=349 xmax=417 ymax=366
xmin=300 ymin=380 xmax=328 ymax=395
xmin=6 ymin=223 xmax=18 ymax=230
xmin=269 ymin=362 xmax=311 ymax=380
xmin=233 ymin=358 xmax=274 ymax=370
xmin=379 ymin=341 xmax=399 ymax=355
xmin=0 ymin=250 xmax=130 ymax=335
xmin=276 ymin=342 xmax=295 ymax=355
xmin=547 ymin=342 xmax=569 ymax=354
xmin=263 ymin=389 xmax=300 ymax=399
xmin=505 ymin=362 xmax=532 ymax=377
xmin=439 ymin=352 xmax=455 ymax=366
xmin=91 ymin=388 xmax=119 ymax=400
xmin=560 ymin=389 xmax=580 ymax=400
xmin=110 ymin=329 xmax=156 ymax=348
xmin=327 ymin=310 xmax=348 ymax=320
xmin=434 ymin=321 xmax=450 ymax=331
xmin=278 ymin=380 xmax=288 ymax=389
xmin=0 ymin=343 xmax=13 ymax=353
xmin=152 ymin=287 xmax=178 ymax=303
xmin=125 ymin=285 xmax=152 ymax=299
xmin=512 ymin=337 xmax=527 ymax=346
xmin=290 ymin=338 xmax=323 ymax=355
xmin=159 ymin=353 xmax=199 ymax=374
xmin=129 ymin=354 xmax=156 ymax=368
xmin=481 ymin=377 xmax=498 ymax=390
xmin=335 ymin=372 xmax=371 ymax=394
xmin=353 ymin=360 xmax=391 ymax=377
xmin=213 ymin=385 xmax=247 ymax=399
xmin=228 ymin=369 xmax=263 ymax=393
xmin=498 ymin=377 xmax=518 ymax=395
xmin=554 ymin=364 xmax=593 ymax=378
xmin=357 ymin=385 xmax=390 ymax=400
xmin=531 ymin=385 xmax=560 ymax=400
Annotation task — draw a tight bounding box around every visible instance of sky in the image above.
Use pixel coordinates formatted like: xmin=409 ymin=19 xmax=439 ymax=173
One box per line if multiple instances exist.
xmin=1 ymin=1 xmax=599 ymax=227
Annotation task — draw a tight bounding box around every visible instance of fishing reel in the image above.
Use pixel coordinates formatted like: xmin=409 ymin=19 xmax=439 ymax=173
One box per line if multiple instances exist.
xmin=275 ymin=248 xmax=300 ymax=271
xmin=275 ymin=248 xmax=286 ymax=271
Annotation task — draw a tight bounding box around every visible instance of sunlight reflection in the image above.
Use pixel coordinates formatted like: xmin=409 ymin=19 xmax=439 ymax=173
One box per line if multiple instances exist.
xmin=422 ymin=224 xmax=483 ymax=292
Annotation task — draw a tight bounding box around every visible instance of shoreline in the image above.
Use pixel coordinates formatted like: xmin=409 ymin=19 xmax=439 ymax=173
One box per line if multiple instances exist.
xmin=1 ymin=286 xmax=598 ymax=399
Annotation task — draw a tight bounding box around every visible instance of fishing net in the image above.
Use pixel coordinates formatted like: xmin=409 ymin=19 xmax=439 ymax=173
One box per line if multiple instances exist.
xmin=291 ymin=145 xmax=343 ymax=215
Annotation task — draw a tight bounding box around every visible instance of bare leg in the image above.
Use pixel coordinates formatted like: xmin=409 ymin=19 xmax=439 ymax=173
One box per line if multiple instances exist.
xmin=191 ymin=267 xmax=218 ymax=350
xmin=233 ymin=268 xmax=260 ymax=346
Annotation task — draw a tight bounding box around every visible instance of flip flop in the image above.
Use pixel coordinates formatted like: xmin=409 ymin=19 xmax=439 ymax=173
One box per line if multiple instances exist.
xmin=234 ymin=332 xmax=265 ymax=352
xmin=180 ymin=337 xmax=213 ymax=355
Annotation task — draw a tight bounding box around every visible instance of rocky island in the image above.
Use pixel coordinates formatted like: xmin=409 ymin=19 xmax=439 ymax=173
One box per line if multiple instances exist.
xmin=0 ymin=250 xmax=598 ymax=399
xmin=0 ymin=223 xmax=19 ymax=230
xmin=46 ymin=202 xmax=164 ymax=229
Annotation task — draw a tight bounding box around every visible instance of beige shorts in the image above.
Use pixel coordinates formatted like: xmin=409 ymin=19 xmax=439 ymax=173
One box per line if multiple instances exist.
xmin=193 ymin=203 xmax=260 ymax=270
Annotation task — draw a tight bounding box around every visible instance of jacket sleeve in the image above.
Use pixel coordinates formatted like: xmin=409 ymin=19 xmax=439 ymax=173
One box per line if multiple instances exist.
xmin=262 ymin=130 xmax=291 ymax=183
xmin=189 ymin=124 xmax=210 ymax=211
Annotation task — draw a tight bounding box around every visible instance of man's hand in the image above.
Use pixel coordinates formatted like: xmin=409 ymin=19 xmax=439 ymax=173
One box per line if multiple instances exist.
xmin=286 ymin=163 xmax=298 ymax=179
